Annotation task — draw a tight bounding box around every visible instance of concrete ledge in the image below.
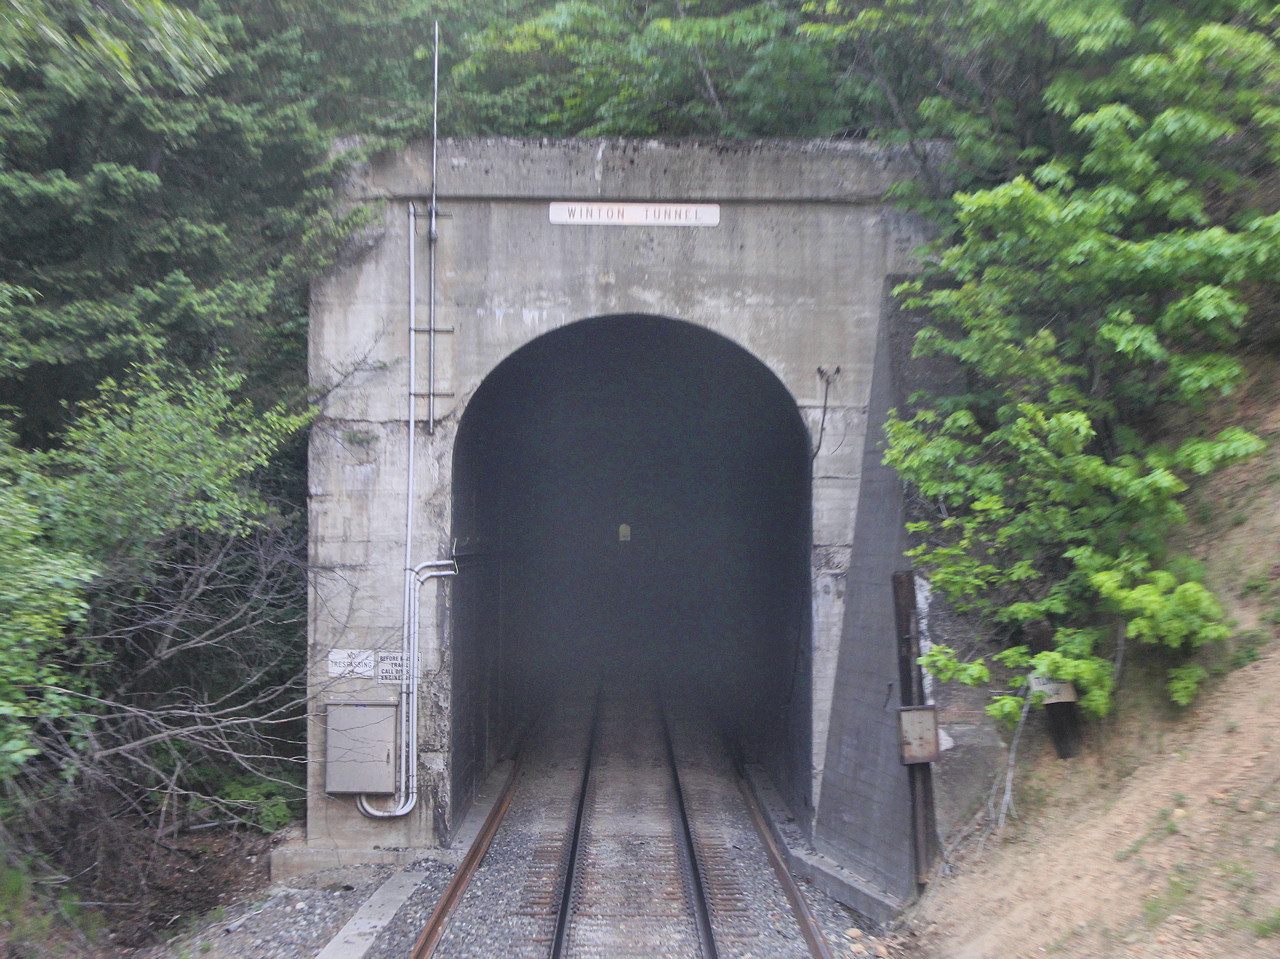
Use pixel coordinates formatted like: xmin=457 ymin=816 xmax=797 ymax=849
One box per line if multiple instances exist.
xmin=788 ymin=846 xmax=906 ymax=930
xmin=269 ymin=843 xmax=431 ymax=882
xmin=272 ymin=760 xmax=516 ymax=882
xmin=743 ymin=764 xmax=907 ymax=929
xmin=364 ymin=137 xmax=938 ymax=204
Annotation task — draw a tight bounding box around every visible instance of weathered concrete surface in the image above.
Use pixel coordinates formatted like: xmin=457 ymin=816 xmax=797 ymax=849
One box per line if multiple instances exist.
xmin=286 ymin=138 xmax=975 ymax=914
xmin=814 ymin=292 xmax=915 ymax=913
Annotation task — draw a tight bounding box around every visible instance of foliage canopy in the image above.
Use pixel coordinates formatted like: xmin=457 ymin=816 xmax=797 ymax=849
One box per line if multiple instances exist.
xmin=878 ymin=1 xmax=1279 ymax=718
xmin=0 ymin=0 xmax=336 ymax=898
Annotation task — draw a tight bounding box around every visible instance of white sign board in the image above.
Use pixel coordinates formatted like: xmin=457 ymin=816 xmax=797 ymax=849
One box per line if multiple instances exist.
xmin=549 ymin=202 xmax=720 ymax=227
xmin=328 ymin=649 xmax=376 ymax=678
xmin=377 ymin=653 xmax=406 ymax=684
xmin=1029 ymin=673 xmax=1078 ymax=704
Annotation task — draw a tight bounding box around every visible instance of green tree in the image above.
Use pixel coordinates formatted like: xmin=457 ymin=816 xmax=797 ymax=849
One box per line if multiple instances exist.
xmin=450 ymin=0 xmax=843 ymax=136
xmin=0 ymin=0 xmax=335 ymax=913
xmin=1 ymin=365 xmax=310 ymax=900
xmin=0 ymin=0 xmax=224 ymax=102
xmin=0 ymin=0 xmax=354 ymax=442
xmin=877 ymin=1 xmax=1280 ymax=718
xmin=0 ymin=475 xmax=94 ymax=777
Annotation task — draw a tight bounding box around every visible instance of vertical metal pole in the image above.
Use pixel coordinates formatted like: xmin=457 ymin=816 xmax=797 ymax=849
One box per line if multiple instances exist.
xmin=893 ymin=571 xmax=919 ymax=708
xmin=359 ymin=23 xmax=443 ymax=819
xmin=893 ymin=570 xmax=937 ymax=885
xmin=427 ymin=21 xmax=440 ymax=434
xmin=399 ymin=199 xmax=419 ymax=809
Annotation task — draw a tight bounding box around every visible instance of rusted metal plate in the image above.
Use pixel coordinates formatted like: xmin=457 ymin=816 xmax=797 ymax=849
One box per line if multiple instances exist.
xmin=898 ymin=706 xmax=940 ymax=765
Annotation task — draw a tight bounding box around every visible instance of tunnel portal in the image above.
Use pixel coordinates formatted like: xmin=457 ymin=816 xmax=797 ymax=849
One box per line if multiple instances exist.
xmin=449 ymin=315 xmax=812 ymax=814
xmin=296 ymin=138 xmax=942 ymax=921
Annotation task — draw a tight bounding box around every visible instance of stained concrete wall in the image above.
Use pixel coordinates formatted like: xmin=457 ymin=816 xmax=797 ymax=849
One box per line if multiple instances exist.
xmin=812 ymin=297 xmax=916 ymax=911
xmin=284 ymin=138 xmax=964 ymax=916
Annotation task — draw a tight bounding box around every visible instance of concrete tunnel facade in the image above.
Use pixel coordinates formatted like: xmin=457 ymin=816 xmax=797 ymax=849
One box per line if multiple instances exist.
xmin=287 ymin=138 xmax=960 ymax=920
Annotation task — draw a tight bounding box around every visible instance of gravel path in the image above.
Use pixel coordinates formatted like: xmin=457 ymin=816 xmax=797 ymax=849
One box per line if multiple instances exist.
xmin=149 ymin=857 xmax=907 ymax=959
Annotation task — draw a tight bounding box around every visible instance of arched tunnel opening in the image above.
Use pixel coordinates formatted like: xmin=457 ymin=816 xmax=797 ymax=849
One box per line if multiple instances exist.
xmin=449 ymin=314 xmax=813 ymax=825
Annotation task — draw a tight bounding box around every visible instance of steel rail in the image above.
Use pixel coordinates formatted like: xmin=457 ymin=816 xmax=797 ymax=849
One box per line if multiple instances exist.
xmin=549 ymin=697 xmax=602 ymax=959
xmin=409 ymin=759 xmax=522 ymax=959
xmin=550 ymin=696 xmax=719 ymax=959
xmin=737 ymin=775 xmax=838 ymax=959
xmin=659 ymin=707 xmax=720 ymax=959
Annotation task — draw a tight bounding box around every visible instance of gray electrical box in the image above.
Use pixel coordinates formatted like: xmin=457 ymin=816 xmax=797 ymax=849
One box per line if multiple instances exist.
xmin=325 ymin=703 xmax=397 ymax=794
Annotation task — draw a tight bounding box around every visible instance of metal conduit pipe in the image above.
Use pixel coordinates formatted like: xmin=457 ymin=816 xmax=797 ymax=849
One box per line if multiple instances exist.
xmin=358 ymin=30 xmax=449 ymax=820
xmin=412 ymin=560 xmax=458 ymax=675
xmin=356 ymin=199 xmax=455 ymax=820
xmin=355 ymin=562 xmax=456 ymax=820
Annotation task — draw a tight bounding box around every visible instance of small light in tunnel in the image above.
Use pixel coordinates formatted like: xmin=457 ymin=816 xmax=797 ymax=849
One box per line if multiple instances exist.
xmin=618 ymin=523 xmax=631 ymax=543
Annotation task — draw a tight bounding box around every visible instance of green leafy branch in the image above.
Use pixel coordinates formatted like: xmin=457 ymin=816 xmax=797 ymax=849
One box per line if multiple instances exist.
xmin=885 ymin=1 xmax=1278 ymax=724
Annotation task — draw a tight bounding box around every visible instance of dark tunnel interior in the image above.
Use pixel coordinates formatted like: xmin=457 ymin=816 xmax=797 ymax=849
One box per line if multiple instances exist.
xmin=449 ymin=315 xmax=812 ymax=822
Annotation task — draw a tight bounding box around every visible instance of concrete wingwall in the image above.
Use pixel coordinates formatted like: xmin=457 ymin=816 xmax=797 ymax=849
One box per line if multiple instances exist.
xmin=288 ymin=137 xmax=960 ymax=917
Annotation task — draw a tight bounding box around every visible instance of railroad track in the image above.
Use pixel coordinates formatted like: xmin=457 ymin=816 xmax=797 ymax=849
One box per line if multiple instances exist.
xmin=412 ymin=692 xmax=834 ymax=959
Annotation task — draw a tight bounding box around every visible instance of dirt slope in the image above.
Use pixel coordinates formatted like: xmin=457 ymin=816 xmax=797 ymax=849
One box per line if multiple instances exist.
xmin=907 ymin=646 xmax=1280 ymax=958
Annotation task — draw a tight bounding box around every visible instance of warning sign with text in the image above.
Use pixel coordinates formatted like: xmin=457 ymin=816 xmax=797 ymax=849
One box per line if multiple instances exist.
xmin=327 ymin=649 xmax=376 ymax=678
xmin=377 ymin=653 xmax=406 ymax=684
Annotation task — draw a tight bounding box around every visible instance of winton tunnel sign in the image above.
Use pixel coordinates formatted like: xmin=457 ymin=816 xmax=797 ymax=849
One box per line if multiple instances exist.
xmin=549 ymin=201 xmax=721 ymax=227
